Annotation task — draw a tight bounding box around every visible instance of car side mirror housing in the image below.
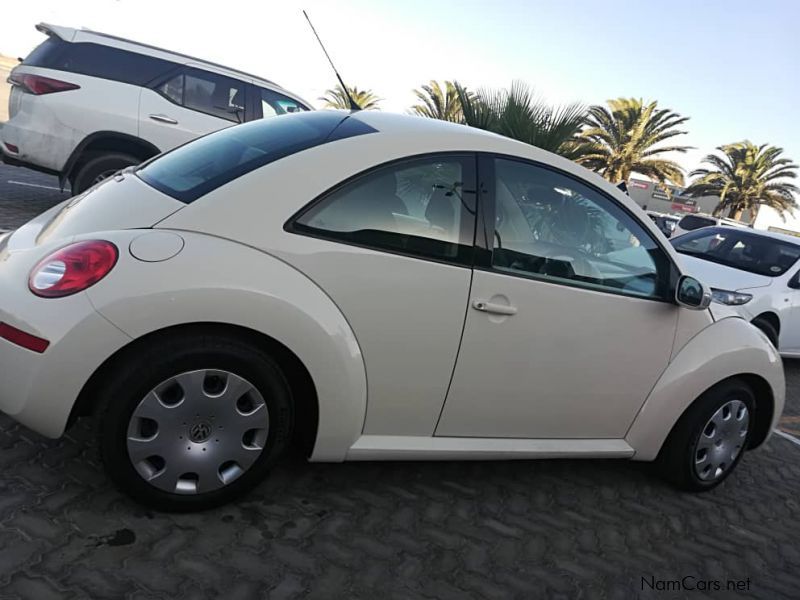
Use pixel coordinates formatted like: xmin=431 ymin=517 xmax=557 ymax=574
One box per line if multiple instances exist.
xmin=788 ymin=272 xmax=800 ymax=289
xmin=676 ymin=275 xmax=712 ymax=310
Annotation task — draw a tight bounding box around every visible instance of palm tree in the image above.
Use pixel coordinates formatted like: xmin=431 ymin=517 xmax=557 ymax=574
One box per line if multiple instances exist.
xmin=319 ymin=84 xmax=381 ymax=110
xmin=577 ymin=98 xmax=690 ymax=187
xmin=683 ymin=141 xmax=799 ymax=221
xmin=410 ymin=80 xmax=464 ymax=122
xmin=454 ymin=81 xmax=586 ymax=158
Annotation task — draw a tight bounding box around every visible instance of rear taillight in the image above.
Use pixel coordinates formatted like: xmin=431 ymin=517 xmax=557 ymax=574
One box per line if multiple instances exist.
xmin=29 ymin=240 xmax=118 ymax=298
xmin=9 ymin=73 xmax=80 ymax=95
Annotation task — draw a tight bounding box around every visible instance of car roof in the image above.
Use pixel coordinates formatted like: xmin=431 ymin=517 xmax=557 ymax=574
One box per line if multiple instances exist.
xmin=35 ymin=23 xmax=303 ymax=100
xmin=684 ymin=225 xmax=800 ymax=245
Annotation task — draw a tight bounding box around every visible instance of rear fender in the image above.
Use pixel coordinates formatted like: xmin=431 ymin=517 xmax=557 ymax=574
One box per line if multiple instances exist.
xmin=85 ymin=230 xmax=366 ymax=461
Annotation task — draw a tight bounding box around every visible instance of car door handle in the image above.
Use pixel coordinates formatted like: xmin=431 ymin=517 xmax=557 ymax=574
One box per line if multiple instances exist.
xmin=149 ymin=114 xmax=178 ymax=124
xmin=472 ymin=300 xmax=517 ymax=315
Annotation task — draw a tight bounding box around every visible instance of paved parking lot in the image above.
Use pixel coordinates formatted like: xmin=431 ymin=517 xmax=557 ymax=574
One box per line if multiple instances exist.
xmin=1 ymin=163 xmax=800 ymax=599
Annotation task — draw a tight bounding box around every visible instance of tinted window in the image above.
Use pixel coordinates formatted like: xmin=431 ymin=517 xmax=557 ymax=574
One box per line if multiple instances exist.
xmin=137 ymin=112 xmax=376 ymax=203
xmin=491 ymin=159 xmax=669 ymax=299
xmin=678 ymin=215 xmax=716 ymax=231
xmin=260 ymin=88 xmax=308 ymax=118
xmin=23 ymin=36 xmax=67 ymax=66
xmin=25 ymin=40 xmax=177 ymax=86
xmin=672 ymin=229 xmax=800 ymax=276
xmin=182 ymin=69 xmax=245 ymax=122
xmin=293 ymin=155 xmax=476 ymax=264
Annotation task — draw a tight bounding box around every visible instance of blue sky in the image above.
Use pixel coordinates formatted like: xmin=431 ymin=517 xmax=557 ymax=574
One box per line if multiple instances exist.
xmin=4 ymin=0 xmax=798 ymax=175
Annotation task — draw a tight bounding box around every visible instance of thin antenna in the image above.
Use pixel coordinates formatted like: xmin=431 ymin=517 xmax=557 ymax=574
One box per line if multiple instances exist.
xmin=303 ymin=10 xmax=361 ymax=111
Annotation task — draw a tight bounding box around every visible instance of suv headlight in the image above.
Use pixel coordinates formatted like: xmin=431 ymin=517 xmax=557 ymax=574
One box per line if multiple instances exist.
xmin=711 ymin=288 xmax=753 ymax=305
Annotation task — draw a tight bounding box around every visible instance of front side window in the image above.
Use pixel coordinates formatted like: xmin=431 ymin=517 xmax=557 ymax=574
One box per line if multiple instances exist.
xmin=156 ymin=68 xmax=245 ymax=122
xmin=259 ymin=88 xmax=308 ymax=118
xmin=293 ymin=155 xmax=477 ymax=264
xmin=672 ymin=229 xmax=800 ymax=276
xmin=491 ymin=158 xmax=669 ymax=299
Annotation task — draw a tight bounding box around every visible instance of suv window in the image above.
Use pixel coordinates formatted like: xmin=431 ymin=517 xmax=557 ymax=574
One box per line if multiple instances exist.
xmin=491 ymin=158 xmax=669 ymax=299
xmin=259 ymin=88 xmax=308 ymax=118
xmin=672 ymin=228 xmax=800 ymax=276
xmin=293 ymin=155 xmax=477 ymax=264
xmin=678 ymin=215 xmax=716 ymax=231
xmin=157 ymin=69 xmax=245 ymax=122
xmin=137 ymin=111 xmax=376 ymax=203
xmin=25 ymin=39 xmax=177 ymax=86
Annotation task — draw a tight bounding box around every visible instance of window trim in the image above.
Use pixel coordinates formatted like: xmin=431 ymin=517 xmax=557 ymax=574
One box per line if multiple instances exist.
xmin=150 ymin=67 xmax=250 ymax=123
xmin=475 ymin=153 xmax=680 ymax=303
xmin=285 ymin=152 xmax=479 ymax=269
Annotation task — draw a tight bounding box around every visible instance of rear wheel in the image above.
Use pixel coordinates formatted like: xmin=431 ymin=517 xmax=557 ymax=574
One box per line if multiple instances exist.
xmin=751 ymin=316 xmax=779 ymax=349
xmin=72 ymin=153 xmax=139 ymax=194
xmin=95 ymin=333 xmax=293 ymax=511
xmin=658 ymin=379 xmax=753 ymax=492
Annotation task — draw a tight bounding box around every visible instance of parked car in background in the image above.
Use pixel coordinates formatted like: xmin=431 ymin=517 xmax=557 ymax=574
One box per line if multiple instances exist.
xmin=672 ymin=226 xmax=800 ymax=352
xmin=1 ymin=23 xmax=310 ymax=194
xmin=0 ymin=112 xmax=783 ymax=510
xmin=645 ymin=210 xmax=680 ymax=238
xmin=673 ymin=213 xmax=749 ymax=237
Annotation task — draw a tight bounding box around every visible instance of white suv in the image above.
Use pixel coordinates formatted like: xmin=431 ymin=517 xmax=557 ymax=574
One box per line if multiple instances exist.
xmin=672 ymin=213 xmax=750 ymax=238
xmin=1 ymin=23 xmax=311 ymax=194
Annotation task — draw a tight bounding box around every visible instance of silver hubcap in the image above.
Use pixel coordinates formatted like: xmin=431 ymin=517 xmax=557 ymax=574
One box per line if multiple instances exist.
xmin=126 ymin=369 xmax=269 ymax=495
xmin=693 ymin=400 xmax=749 ymax=481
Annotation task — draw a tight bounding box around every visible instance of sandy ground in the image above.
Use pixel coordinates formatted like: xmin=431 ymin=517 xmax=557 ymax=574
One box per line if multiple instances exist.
xmin=0 ymin=54 xmax=18 ymax=123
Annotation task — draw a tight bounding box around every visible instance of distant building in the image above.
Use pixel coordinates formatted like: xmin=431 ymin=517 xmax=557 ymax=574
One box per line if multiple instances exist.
xmin=626 ymin=178 xmax=719 ymax=215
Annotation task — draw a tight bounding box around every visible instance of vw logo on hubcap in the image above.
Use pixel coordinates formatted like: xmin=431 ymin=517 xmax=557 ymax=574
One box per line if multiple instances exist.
xmin=189 ymin=421 xmax=213 ymax=443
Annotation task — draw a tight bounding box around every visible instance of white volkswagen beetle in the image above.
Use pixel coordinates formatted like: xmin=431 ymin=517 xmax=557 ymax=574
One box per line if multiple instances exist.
xmin=0 ymin=111 xmax=784 ymax=510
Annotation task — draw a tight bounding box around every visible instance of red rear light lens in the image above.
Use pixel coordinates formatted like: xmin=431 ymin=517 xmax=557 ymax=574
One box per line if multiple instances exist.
xmin=0 ymin=323 xmax=50 ymax=353
xmin=29 ymin=240 xmax=118 ymax=298
xmin=9 ymin=73 xmax=80 ymax=95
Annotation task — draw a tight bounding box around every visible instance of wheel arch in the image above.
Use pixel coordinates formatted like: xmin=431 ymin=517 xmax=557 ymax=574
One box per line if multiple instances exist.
xmin=61 ymin=131 xmax=161 ymax=186
xmin=626 ymin=317 xmax=784 ymax=461
xmin=69 ymin=322 xmax=320 ymax=457
xmin=752 ymin=311 xmax=780 ymax=335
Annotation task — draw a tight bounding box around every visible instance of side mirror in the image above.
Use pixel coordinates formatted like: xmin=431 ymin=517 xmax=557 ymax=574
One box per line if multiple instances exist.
xmin=676 ymin=275 xmax=712 ymax=310
xmin=788 ymin=271 xmax=800 ymax=290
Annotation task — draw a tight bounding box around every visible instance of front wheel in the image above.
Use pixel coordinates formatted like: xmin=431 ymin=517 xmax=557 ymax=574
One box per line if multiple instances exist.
xmin=96 ymin=333 xmax=293 ymax=511
xmin=751 ymin=317 xmax=779 ymax=349
xmin=657 ymin=379 xmax=754 ymax=492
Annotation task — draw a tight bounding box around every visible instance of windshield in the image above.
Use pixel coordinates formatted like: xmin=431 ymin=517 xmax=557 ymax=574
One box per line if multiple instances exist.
xmin=671 ymin=228 xmax=800 ymax=276
xmin=137 ymin=111 xmax=375 ymax=203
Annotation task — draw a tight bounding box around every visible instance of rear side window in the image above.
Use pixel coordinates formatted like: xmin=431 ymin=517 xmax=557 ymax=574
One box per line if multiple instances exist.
xmin=259 ymin=88 xmax=309 ymax=118
xmin=24 ymin=39 xmax=177 ymax=86
xmin=156 ymin=69 xmax=245 ymax=122
xmin=137 ymin=111 xmax=377 ymax=203
xmin=678 ymin=215 xmax=716 ymax=231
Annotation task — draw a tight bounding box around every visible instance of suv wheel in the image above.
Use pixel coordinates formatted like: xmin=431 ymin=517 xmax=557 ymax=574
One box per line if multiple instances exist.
xmin=72 ymin=153 xmax=140 ymax=194
xmin=658 ymin=379 xmax=753 ymax=492
xmin=96 ymin=333 xmax=294 ymax=511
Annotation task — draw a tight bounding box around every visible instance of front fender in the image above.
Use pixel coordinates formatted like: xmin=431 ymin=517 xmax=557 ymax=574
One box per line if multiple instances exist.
xmin=85 ymin=230 xmax=367 ymax=461
xmin=626 ymin=316 xmax=785 ymax=461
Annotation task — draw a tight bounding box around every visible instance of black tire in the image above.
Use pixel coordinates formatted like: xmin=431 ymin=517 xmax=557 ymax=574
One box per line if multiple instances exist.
xmin=657 ymin=379 xmax=754 ymax=492
xmin=751 ymin=317 xmax=779 ymax=349
xmin=95 ymin=332 xmax=293 ymax=511
xmin=72 ymin=153 xmax=139 ymax=194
